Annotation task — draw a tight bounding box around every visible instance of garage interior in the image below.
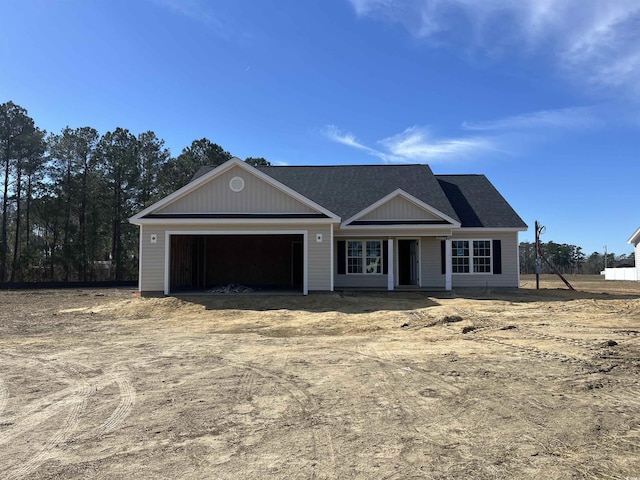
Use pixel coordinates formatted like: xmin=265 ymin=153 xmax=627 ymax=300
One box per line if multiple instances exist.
xmin=169 ymin=234 xmax=304 ymax=293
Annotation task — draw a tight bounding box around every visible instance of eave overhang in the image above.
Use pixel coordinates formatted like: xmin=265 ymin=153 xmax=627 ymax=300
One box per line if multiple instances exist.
xmin=131 ymin=217 xmax=339 ymax=226
xmin=628 ymin=226 xmax=640 ymax=246
xmin=455 ymin=227 xmax=528 ymax=233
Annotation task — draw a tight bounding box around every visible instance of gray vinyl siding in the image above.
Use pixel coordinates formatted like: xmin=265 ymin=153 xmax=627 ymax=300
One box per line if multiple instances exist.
xmin=157 ymin=165 xmax=317 ymax=215
xmin=420 ymin=237 xmax=445 ymax=288
xmin=360 ymin=196 xmax=440 ymax=221
xmin=139 ymin=224 xmax=168 ymax=293
xmin=139 ymin=223 xmax=333 ymax=293
xmin=421 ymin=231 xmax=521 ymax=288
xmin=307 ymin=224 xmax=332 ymax=291
xmin=334 ymin=273 xmax=388 ymax=288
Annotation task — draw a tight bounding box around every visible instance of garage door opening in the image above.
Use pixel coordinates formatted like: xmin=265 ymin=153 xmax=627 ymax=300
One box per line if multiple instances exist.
xmin=169 ymin=234 xmax=304 ymax=294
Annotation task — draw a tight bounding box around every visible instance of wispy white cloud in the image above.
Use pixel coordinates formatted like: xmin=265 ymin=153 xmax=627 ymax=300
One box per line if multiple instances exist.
xmin=349 ymin=0 xmax=397 ymax=16
xmin=321 ymin=125 xmax=397 ymax=161
xmin=323 ymin=104 xmax=609 ymax=162
xmin=150 ymin=0 xmax=229 ymax=35
xmin=321 ymin=125 xmax=370 ymax=151
xmin=379 ymin=126 xmax=493 ymax=161
xmin=346 ymin=0 xmax=640 ymax=97
xmin=462 ymin=106 xmax=601 ymax=131
xmin=322 ymin=124 xmax=495 ymax=163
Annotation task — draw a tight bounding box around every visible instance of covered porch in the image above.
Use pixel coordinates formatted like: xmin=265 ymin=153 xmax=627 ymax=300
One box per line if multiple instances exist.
xmin=333 ymin=235 xmax=455 ymax=292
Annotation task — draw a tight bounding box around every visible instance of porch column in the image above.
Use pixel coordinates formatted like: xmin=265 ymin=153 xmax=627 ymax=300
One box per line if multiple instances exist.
xmin=387 ymin=238 xmax=394 ymax=291
xmin=445 ymin=239 xmax=452 ymax=291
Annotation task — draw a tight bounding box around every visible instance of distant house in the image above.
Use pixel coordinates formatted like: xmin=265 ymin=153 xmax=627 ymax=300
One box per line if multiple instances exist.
xmin=627 ymin=227 xmax=640 ymax=281
xmin=129 ymin=157 xmax=527 ymax=295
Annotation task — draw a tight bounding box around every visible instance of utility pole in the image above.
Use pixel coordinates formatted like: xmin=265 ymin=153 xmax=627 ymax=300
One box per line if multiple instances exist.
xmin=604 ymin=246 xmax=608 ymax=270
xmin=535 ymin=220 xmax=574 ymax=291
xmin=535 ymin=220 xmax=543 ymax=289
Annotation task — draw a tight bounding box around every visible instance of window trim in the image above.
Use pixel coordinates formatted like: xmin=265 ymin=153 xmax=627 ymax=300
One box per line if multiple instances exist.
xmin=451 ymin=239 xmax=493 ymax=275
xmin=345 ymin=239 xmax=384 ymax=275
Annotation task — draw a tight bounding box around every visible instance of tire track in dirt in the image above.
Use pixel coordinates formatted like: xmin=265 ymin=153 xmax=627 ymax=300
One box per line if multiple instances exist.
xmin=613 ymin=329 xmax=640 ymax=337
xmin=0 ymin=355 xmax=137 ymax=438
xmin=5 ymin=385 xmax=89 ymax=480
xmin=329 ymin=344 xmax=468 ymax=477
xmin=576 ymin=383 xmax=640 ymax=457
xmin=355 ymin=344 xmax=437 ymax=414
xmin=346 ymin=344 xmax=462 ymax=397
xmin=380 ymin=465 xmax=414 ymax=479
xmin=337 ymin=335 xmax=638 ymax=477
xmin=322 ymin=344 xmax=415 ymax=477
xmin=562 ymin=382 xmax=640 ymax=476
xmin=350 ymin=344 xmax=542 ymax=478
xmin=0 ymin=378 xmax=7 ymax=416
xmin=90 ymin=372 xmax=137 ymax=435
xmin=466 ymin=331 xmax=582 ymax=365
xmin=517 ymin=328 xmax=605 ymax=350
xmin=0 ymin=353 xmax=136 ymax=480
xmin=0 ymin=373 xmax=90 ymax=448
xmin=223 ymin=358 xmax=337 ymax=480
xmin=344 ymin=341 xmax=623 ymax=478
xmin=237 ymin=368 xmax=257 ymax=402
xmin=464 ymin=327 xmax=640 ymax=469
xmin=335 ymin=343 xmax=465 ymax=428
xmin=0 ymin=382 xmax=87 ymax=445
xmin=469 ymin=325 xmax=636 ymax=374
xmin=228 ymin=360 xmax=313 ymax=410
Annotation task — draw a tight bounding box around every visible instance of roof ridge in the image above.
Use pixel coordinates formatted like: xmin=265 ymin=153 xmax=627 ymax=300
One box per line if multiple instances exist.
xmin=260 ymin=164 xmax=430 ymax=168
xmin=435 ymin=173 xmax=484 ymax=177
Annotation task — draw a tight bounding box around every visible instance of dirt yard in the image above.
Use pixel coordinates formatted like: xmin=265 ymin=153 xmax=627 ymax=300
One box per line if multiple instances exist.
xmin=1 ymin=275 xmax=639 ymax=479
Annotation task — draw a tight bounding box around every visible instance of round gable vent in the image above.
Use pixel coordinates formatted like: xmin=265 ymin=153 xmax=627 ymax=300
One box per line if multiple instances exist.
xmin=229 ymin=176 xmax=245 ymax=192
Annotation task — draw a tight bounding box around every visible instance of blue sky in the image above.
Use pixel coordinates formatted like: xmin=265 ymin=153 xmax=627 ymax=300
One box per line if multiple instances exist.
xmin=1 ymin=0 xmax=639 ymax=257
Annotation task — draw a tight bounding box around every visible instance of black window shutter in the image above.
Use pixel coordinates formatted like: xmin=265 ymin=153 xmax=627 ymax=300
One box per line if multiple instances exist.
xmin=441 ymin=240 xmax=446 ymax=274
xmin=493 ymin=240 xmax=502 ymax=274
xmin=383 ymin=240 xmax=388 ymax=274
xmin=337 ymin=241 xmax=346 ymax=275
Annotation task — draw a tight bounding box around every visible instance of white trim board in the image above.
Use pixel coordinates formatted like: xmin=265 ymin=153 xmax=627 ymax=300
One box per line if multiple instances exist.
xmin=133 ymin=217 xmax=338 ymax=226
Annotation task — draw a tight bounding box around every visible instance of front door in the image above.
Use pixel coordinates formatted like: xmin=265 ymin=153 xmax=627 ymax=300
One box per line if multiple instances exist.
xmin=398 ymin=239 xmax=419 ymax=286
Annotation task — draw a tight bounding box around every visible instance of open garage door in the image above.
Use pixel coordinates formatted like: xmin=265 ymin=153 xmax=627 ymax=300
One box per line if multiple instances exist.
xmin=169 ymin=234 xmax=304 ymax=293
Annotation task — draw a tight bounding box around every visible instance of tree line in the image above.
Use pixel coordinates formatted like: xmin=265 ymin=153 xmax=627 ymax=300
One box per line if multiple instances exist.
xmin=0 ymin=101 xmax=269 ymax=283
xmin=519 ymin=241 xmax=634 ymax=275
xmin=3 ymin=101 xmax=634 ymax=283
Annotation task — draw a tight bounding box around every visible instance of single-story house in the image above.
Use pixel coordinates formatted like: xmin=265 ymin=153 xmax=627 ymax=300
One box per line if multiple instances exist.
xmin=627 ymin=227 xmax=640 ymax=281
xmin=129 ymin=157 xmax=527 ymax=295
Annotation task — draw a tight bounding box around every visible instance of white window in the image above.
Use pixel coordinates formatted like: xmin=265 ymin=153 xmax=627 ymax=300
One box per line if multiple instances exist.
xmin=452 ymin=240 xmax=492 ymax=274
xmin=473 ymin=240 xmax=492 ymax=273
xmin=347 ymin=240 xmax=382 ymax=274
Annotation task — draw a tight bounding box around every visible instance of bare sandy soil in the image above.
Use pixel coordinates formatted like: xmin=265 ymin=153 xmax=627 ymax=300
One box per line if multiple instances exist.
xmin=1 ymin=275 xmax=639 ymax=479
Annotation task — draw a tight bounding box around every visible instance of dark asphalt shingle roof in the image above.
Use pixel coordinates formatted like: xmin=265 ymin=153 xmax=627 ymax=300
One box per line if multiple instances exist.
xmin=257 ymin=164 xmax=459 ymax=222
xmin=436 ymin=175 xmax=527 ymax=228
xmin=191 ymin=163 xmax=526 ymax=229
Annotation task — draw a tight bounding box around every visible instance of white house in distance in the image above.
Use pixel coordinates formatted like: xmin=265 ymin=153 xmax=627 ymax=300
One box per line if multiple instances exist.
xmin=129 ymin=157 xmax=528 ymax=296
xmin=627 ymin=227 xmax=640 ymax=281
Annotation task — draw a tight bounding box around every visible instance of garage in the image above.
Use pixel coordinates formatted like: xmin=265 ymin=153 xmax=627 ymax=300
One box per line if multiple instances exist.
xmin=169 ymin=234 xmax=304 ymax=293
